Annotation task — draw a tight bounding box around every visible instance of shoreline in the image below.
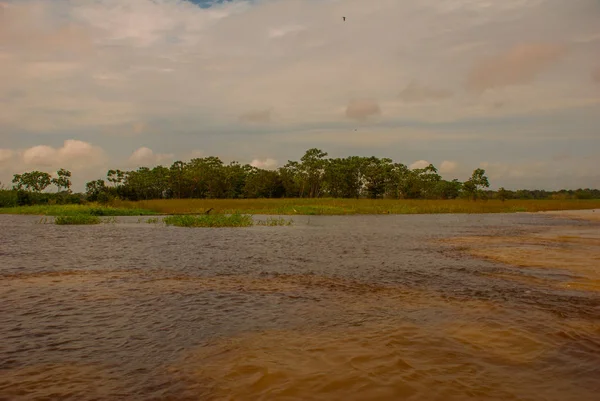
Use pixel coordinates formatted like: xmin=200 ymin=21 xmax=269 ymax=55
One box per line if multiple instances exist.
xmin=1 ymin=205 xmax=599 ymax=218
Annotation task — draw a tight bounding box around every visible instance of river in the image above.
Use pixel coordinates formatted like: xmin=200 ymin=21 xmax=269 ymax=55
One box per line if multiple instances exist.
xmin=1 ymin=213 xmax=599 ymax=400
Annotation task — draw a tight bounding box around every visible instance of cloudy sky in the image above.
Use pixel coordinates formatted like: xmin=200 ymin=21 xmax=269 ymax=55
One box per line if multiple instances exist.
xmin=1 ymin=0 xmax=599 ymax=191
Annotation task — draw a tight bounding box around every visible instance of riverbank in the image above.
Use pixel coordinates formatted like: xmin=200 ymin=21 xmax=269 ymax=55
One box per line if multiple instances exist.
xmin=2 ymin=199 xmax=599 ymax=216
xmin=0 ymin=204 xmax=155 ymax=216
xmin=111 ymin=198 xmax=600 ymax=215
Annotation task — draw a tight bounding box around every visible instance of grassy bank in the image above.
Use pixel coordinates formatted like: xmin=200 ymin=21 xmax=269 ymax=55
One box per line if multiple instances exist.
xmin=110 ymin=198 xmax=600 ymax=216
xmin=3 ymin=199 xmax=599 ymax=217
xmin=0 ymin=204 xmax=155 ymax=216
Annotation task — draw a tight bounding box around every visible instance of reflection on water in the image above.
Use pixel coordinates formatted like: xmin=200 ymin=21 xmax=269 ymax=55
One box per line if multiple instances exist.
xmin=1 ymin=213 xmax=599 ymax=400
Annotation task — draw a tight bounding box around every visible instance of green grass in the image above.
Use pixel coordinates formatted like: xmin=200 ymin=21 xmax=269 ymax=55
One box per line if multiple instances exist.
xmin=8 ymin=198 xmax=598 ymax=218
xmin=163 ymin=213 xmax=254 ymax=228
xmin=54 ymin=215 xmax=101 ymax=225
xmin=0 ymin=203 xmax=155 ymax=216
xmin=110 ymin=198 xmax=600 ymax=216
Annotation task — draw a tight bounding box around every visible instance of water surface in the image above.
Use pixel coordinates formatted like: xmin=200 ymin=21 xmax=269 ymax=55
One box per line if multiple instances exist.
xmin=1 ymin=213 xmax=599 ymax=400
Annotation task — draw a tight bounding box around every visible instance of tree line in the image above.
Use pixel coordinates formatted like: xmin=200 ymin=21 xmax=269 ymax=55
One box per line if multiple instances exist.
xmin=1 ymin=148 xmax=599 ymax=207
xmin=84 ymin=148 xmax=491 ymax=202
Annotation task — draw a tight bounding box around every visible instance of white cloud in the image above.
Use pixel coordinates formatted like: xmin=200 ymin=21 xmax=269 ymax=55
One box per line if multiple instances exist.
xmin=439 ymin=160 xmax=458 ymax=173
xmin=128 ymin=147 xmax=175 ymax=167
xmin=0 ymin=140 xmax=108 ymax=190
xmin=22 ymin=145 xmax=57 ymax=166
xmin=21 ymin=140 xmax=107 ymax=169
xmin=410 ymin=160 xmax=431 ymax=170
xmin=250 ymin=158 xmax=278 ymax=169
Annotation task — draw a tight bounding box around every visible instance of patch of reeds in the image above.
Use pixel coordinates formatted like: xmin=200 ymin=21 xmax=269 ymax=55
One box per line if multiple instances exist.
xmin=255 ymin=217 xmax=294 ymax=226
xmin=54 ymin=215 xmax=101 ymax=225
xmin=163 ymin=213 xmax=253 ymax=228
xmin=110 ymin=198 xmax=600 ymax=216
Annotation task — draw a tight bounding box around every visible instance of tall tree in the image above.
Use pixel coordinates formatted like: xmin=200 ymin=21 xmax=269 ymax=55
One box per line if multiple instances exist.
xmin=299 ymin=148 xmax=328 ymax=198
xmin=85 ymin=179 xmax=109 ymax=202
xmin=362 ymin=157 xmax=393 ymax=199
xmin=279 ymin=161 xmax=303 ymax=197
xmin=244 ymin=168 xmax=285 ymax=198
xmin=51 ymin=168 xmax=72 ymax=193
xmin=433 ymin=179 xmax=462 ymax=200
xmin=169 ymin=161 xmax=186 ymax=199
xmin=463 ymin=168 xmax=490 ymax=200
xmin=12 ymin=171 xmax=52 ymax=192
xmin=323 ymin=156 xmax=364 ymax=198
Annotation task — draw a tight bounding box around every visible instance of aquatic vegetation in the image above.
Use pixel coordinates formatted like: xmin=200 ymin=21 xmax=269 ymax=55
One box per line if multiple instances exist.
xmin=102 ymin=216 xmax=118 ymax=224
xmin=255 ymin=217 xmax=294 ymax=226
xmin=163 ymin=213 xmax=254 ymax=228
xmin=54 ymin=215 xmax=101 ymax=225
xmin=110 ymin=198 xmax=600 ymax=216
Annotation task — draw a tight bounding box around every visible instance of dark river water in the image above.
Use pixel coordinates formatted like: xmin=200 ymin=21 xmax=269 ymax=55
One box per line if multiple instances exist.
xmin=1 ymin=213 xmax=599 ymax=400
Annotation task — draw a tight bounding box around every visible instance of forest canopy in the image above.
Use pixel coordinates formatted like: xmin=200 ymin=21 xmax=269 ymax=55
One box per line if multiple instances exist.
xmin=2 ymin=148 xmax=599 ymax=207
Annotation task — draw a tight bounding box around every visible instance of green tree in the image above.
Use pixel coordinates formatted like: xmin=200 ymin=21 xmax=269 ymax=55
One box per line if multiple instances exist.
xmin=278 ymin=161 xmax=303 ymax=197
xmin=462 ymin=168 xmax=490 ymax=200
xmin=433 ymin=179 xmax=462 ymax=199
xmin=244 ymin=168 xmax=285 ymax=198
xmin=299 ymin=148 xmax=328 ymax=198
xmin=51 ymin=168 xmax=72 ymax=193
xmin=392 ymin=164 xmax=441 ymax=199
xmin=169 ymin=161 xmax=186 ymax=199
xmin=362 ymin=157 xmax=393 ymax=199
xmin=11 ymin=175 xmax=23 ymax=190
xmin=385 ymin=163 xmax=410 ymax=199
xmin=497 ymin=187 xmax=510 ymax=202
xmin=222 ymin=161 xmax=252 ymax=199
xmin=323 ymin=156 xmax=364 ymax=198
xmin=85 ymin=179 xmax=109 ymax=202
xmin=12 ymin=171 xmax=52 ymax=192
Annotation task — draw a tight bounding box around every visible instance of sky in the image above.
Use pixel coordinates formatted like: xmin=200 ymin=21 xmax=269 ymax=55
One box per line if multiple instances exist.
xmin=1 ymin=0 xmax=599 ymax=191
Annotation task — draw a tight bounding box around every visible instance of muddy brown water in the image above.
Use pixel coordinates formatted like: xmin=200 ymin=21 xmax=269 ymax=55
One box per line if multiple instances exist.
xmin=1 ymin=213 xmax=599 ymax=401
